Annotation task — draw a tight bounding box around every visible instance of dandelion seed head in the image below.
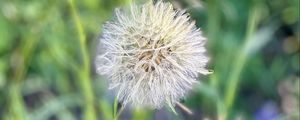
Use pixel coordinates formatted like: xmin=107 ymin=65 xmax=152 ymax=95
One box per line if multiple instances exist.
xmin=96 ymin=1 xmax=210 ymax=108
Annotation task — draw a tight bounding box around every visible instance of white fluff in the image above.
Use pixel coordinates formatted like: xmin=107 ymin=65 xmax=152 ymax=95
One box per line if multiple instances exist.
xmin=96 ymin=1 xmax=210 ymax=108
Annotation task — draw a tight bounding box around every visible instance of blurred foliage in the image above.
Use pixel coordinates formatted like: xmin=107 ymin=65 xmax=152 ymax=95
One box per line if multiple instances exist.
xmin=0 ymin=0 xmax=299 ymax=120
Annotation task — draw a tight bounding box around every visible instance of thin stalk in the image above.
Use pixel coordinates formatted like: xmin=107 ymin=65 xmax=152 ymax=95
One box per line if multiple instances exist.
xmin=223 ymin=5 xmax=261 ymax=118
xmin=207 ymin=0 xmax=221 ymax=89
xmin=113 ymin=97 xmax=125 ymax=120
xmin=116 ymin=106 xmax=125 ymax=120
xmin=210 ymin=75 xmax=226 ymax=120
xmin=176 ymin=102 xmax=193 ymax=115
xmin=9 ymin=33 xmax=39 ymax=120
xmin=113 ymin=97 xmax=118 ymax=120
xmin=9 ymin=84 xmax=26 ymax=120
xmin=67 ymin=0 xmax=96 ymax=120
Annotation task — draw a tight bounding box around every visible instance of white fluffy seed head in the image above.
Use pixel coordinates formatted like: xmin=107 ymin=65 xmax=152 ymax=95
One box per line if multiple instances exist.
xmin=96 ymin=1 xmax=210 ymax=108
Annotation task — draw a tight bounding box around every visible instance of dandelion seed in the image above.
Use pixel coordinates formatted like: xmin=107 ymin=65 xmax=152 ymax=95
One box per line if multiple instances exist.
xmin=96 ymin=1 xmax=210 ymax=108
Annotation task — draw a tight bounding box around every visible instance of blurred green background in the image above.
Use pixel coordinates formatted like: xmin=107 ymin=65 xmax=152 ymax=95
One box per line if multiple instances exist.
xmin=0 ymin=0 xmax=299 ymax=120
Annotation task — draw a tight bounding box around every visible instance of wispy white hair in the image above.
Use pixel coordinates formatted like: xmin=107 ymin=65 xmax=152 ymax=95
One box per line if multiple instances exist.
xmin=96 ymin=1 xmax=210 ymax=108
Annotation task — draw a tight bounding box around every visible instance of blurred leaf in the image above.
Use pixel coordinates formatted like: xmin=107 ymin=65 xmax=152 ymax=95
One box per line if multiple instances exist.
xmin=244 ymin=23 xmax=279 ymax=56
xmin=29 ymin=94 xmax=81 ymax=120
xmin=99 ymin=99 xmax=113 ymax=120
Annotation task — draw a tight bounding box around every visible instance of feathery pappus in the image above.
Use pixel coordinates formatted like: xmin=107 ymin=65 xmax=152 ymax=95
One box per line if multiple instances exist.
xmin=96 ymin=1 xmax=210 ymax=108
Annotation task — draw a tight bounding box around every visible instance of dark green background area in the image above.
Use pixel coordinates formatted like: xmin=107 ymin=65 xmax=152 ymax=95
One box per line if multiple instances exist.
xmin=0 ymin=0 xmax=299 ymax=120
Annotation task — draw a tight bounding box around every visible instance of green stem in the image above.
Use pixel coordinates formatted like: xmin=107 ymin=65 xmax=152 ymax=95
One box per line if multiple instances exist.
xmin=206 ymin=0 xmax=223 ymax=118
xmin=223 ymin=5 xmax=261 ymax=118
xmin=113 ymin=97 xmax=125 ymax=120
xmin=67 ymin=0 xmax=96 ymax=120
xmin=9 ymin=32 xmax=39 ymax=120
xmin=9 ymin=84 xmax=26 ymax=120
xmin=207 ymin=0 xmax=221 ymax=89
xmin=113 ymin=97 xmax=118 ymax=120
